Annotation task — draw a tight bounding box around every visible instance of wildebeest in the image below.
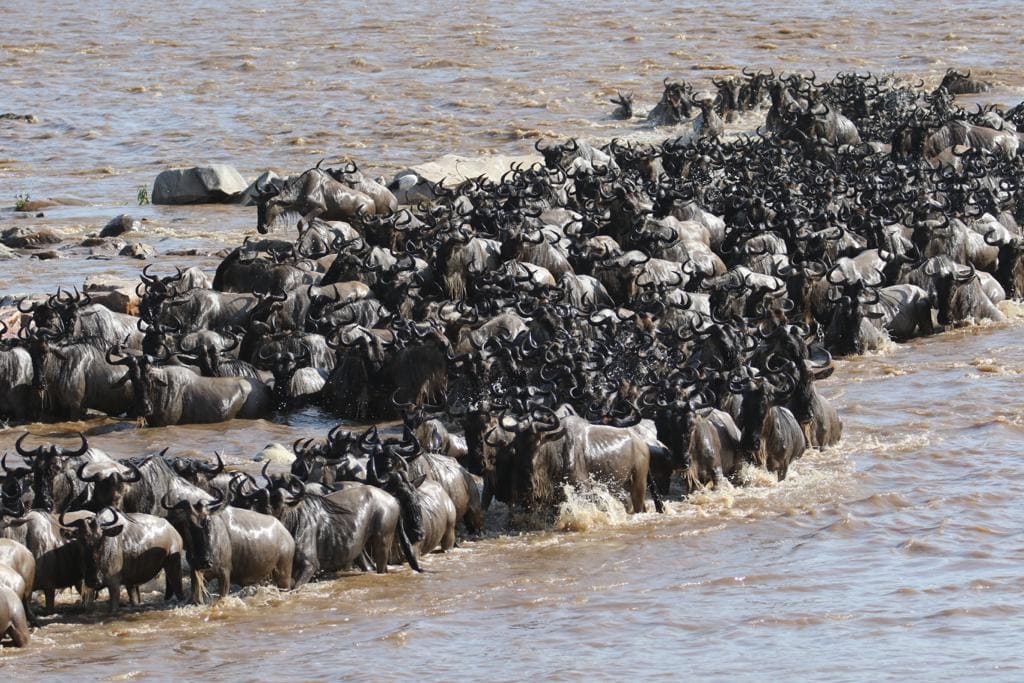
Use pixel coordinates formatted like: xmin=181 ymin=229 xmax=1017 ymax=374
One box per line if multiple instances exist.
xmin=494 ymin=406 xmax=662 ymax=514
xmin=108 ymin=347 xmax=273 ymax=426
xmin=729 ymin=370 xmax=806 ymax=481
xmin=244 ymin=480 xmax=420 ymax=587
xmin=163 ymin=489 xmax=294 ymax=603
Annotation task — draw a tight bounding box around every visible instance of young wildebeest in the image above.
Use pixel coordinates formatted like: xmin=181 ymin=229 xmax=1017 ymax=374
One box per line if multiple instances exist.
xmin=60 ymin=507 xmax=185 ymax=612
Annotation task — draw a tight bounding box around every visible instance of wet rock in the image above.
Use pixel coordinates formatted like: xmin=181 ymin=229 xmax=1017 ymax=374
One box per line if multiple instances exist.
xmin=33 ymin=250 xmax=60 ymax=260
xmin=389 ymin=153 xmax=540 ymax=204
xmin=83 ymin=275 xmax=140 ymax=315
xmin=253 ymin=442 xmax=295 ymax=465
xmin=0 ymin=244 xmax=18 ymax=260
xmin=238 ymin=170 xmax=283 ymax=206
xmin=1 ymin=226 xmax=61 ymax=248
xmin=165 ymin=248 xmax=203 ymax=256
xmin=100 ymin=213 xmax=141 ymax=237
xmin=119 ymin=242 xmax=157 ymax=259
xmin=152 ymin=164 xmax=249 ymax=205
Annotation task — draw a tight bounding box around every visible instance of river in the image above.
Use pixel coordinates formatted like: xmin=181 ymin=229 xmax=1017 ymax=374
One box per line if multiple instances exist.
xmin=2 ymin=1 xmax=1024 ymax=679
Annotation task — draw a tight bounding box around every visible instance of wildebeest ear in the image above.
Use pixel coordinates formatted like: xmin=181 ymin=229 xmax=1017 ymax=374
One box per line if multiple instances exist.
xmin=113 ymin=371 xmax=131 ymax=387
xmin=52 ymin=349 xmax=69 ymax=362
xmin=411 ymin=473 xmax=427 ymax=488
xmin=153 ymin=375 xmax=169 ymax=387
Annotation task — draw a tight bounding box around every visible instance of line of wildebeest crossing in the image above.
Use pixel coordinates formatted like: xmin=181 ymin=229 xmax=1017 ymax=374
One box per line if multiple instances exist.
xmin=2 ymin=68 xmax=1023 ymax=647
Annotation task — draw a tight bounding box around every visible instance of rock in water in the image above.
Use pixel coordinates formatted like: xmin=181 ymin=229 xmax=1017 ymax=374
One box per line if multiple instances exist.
xmin=119 ymin=242 xmax=156 ymax=259
xmin=151 ymin=165 xmax=249 ymax=205
xmin=83 ymin=275 xmax=141 ymax=314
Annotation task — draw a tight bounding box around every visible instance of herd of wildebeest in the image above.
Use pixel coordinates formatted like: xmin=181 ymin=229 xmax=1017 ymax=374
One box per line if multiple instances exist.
xmin=1 ymin=67 xmax=1023 ymax=648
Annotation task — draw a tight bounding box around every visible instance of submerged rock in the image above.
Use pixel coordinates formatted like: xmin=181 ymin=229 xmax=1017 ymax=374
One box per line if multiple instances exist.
xmin=100 ymin=214 xmax=141 ymax=237
xmin=119 ymin=242 xmax=156 ymax=259
xmin=253 ymin=442 xmax=295 ymax=465
xmin=0 ymin=113 xmax=38 ymax=123
xmin=152 ymin=164 xmax=249 ymax=205
xmin=1 ymin=226 xmax=61 ymax=248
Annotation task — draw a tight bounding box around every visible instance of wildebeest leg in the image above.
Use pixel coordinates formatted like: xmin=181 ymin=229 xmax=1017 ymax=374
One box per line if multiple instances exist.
xmin=165 ymin=554 xmax=184 ymax=601
xmin=630 ymin=471 xmax=648 ymax=514
xmin=216 ymin=570 xmax=230 ymax=602
xmin=45 ymin=588 xmax=56 ymax=612
xmin=126 ymin=585 xmax=140 ymax=605
xmin=275 ymin=553 xmax=294 ymax=590
xmin=23 ymin=597 xmax=39 ymax=627
xmin=802 ymin=421 xmax=816 ymax=449
xmin=481 ymin=480 xmax=494 ymax=511
xmin=355 ymin=551 xmax=374 ymax=572
xmin=440 ymin=524 xmax=456 ymax=552
xmin=107 ymin=581 xmax=121 ymax=612
xmin=292 ymin=554 xmax=317 ymax=589
xmin=647 ymin=472 xmax=665 ymax=513
xmin=190 ymin=569 xmax=207 ymax=605
xmin=371 ymin=534 xmax=389 ymax=575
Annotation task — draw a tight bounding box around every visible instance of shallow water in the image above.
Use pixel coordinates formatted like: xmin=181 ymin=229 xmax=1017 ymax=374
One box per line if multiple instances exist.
xmin=2 ymin=1 xmax=1024 ymax=678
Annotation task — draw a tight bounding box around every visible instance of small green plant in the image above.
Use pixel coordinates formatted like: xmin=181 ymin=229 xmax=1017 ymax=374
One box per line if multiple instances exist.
xmin=137 ymin=186 xmax=150 ymax=206
xmin=14 ymin=192 xmax=30 ymax=211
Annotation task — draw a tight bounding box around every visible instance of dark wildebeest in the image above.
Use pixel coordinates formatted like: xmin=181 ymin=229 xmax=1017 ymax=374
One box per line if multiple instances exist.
xmin=162 ymin=489 xmax=294 ymax=604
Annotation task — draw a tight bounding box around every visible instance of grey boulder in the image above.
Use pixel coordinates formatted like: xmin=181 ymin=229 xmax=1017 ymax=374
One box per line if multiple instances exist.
xmin=152 ymin=164 xmax=248 ymax=205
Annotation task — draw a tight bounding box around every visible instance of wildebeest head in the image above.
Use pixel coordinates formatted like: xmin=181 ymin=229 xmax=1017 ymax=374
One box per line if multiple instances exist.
xmin=60 ymin=506 xmax=125 ymax=589
xmin=535 ymin=138 xmax=580 ymax=169
xmin=15 ymin=431 xmax=89 ymax=512
xmin=922 ymin=256 xmax=976 ymax=325
xmin=161 ymin=487 xmax=226 ymax=570
xmin=363 ymin=431 xmax=426 ymax=543
xmin=497 ymin=406 xmax=565 ymax=506
xmin=18 ymin=322 xmax=63 ymax=392
xmin=254 ymin=178 xmax=286 ymax=234
xmin=0 ymin=454 xmax=34 ymax=512
xmin=106 ymin=345 xmax=170 ymax=419
xmin=168 ymin=451 xmax=224 ymax=490
xmin=76 ymin=458 xmax=142 ymax=511
xmin=610 ymin=92 xmax=634 ymax=120
xmin=260 ymin=344 xmax=312 ymax=411
xmin=729 ymin=368 xmax=791 ymax=456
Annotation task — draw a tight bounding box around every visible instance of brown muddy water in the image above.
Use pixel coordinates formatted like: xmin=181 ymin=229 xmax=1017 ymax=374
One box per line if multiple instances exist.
xmin=3 ymin=1 xmax=1024 ymax=679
